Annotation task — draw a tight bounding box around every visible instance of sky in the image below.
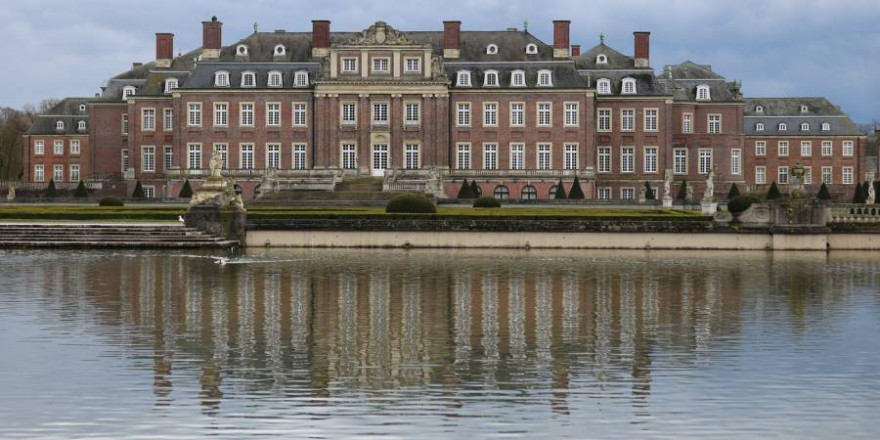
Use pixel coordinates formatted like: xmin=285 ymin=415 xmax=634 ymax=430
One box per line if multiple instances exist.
xmin=2 ymin=0 xmax=879 ymax=123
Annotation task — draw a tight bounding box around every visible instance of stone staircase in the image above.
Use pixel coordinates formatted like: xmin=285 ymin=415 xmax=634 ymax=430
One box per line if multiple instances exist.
xmin=0 ymin=222 xmax=238 ymax=249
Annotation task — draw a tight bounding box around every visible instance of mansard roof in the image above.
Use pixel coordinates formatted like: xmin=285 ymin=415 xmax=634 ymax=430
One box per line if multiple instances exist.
xmin=446 ymin=62 xmax=585 ymax=89
xmin=583 ymin=71 xmax=668 ymax=97
xmin=663 ymin=61 xmax=725 ymax=80
xmin=574 ymin=43 xmax=637 ymax=70
xmin=181 ymin=62 xmax=321 ymax=90
xmin=745 ymin=97 xmax=847 ymax=116
xmin=744 ymin=97 xmax=862 ymax=136
xmin=27 ymin=98 xmax=94 ymax=135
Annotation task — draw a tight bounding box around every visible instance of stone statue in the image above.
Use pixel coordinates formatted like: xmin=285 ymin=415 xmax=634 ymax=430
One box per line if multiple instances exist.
xmin=704 ymin=169 xmax=715 ymax=202
xmin=639 ymin=187 xmax=647 ymax=203
xmin=663 ymin=170 xmax=673 ymax=199
xmin=6 ymin=187 xmax=15 ymax=202
xmin=209 ymin=151 xmax=223 ymax=178
xmin=431 ymin=57 xmax=442 ymax=78
xmin=868 ymin=182 xmax=876 ymax=205
xmin=686 ymin=185 xmax=694 ymax=203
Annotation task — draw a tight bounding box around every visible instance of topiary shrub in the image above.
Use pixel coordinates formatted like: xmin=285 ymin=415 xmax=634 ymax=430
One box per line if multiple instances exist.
xmin=470 ymin=180 xmax=482 ymax=197
xmin=816 ymin=182 xmax=831 ymax=201
xmin=386 ymin=193 xmax=437 ymax=214
xmin=766 ymin=181 xmax=782 ymax=200
xmin=853 ymin=182 xmax=866 ymax=204
xmin=554 ymin=179 xmax=567 ymax=200
xmin=456 ymin=180 xmax=475 ymax=199
xmin=728 ymin=195 xmax=758 ymax=214
xmin=74 ymin=180 xmax=89 ymax=198
xmin=45 ymin=179 xmax=57 ymax=198
xmin=676 ymin=180 xmax=688 ymax=201
xmin=874 ymin=181 xmax=880 ymax=204
xmin=644 ymin=181 xmax=655 ymax=200
xmin=473 ymin=196 xmax=501 ymax=208
xmin=178 ymin=179 xmax=193 ymax=198
xmin=727 ymin=183 xmax=741 ymax=199
xmin=98 ymin=196 xmax=124 ymax=207
xmin=568 ymin=176 xmax=585 ymax=199
xmin=132 ymin=180 xmax=145 ymax=199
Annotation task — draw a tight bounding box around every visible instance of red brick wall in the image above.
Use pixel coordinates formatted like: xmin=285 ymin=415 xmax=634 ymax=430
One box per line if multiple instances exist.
xmin=90 ymin=103 xmax=127 ymax=178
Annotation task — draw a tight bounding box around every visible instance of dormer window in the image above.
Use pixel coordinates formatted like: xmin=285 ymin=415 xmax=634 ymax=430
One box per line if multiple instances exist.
xmin=294 ymin=70 xmax=309 ymax=87
xmin=755 ymin=105 xmax=764 ymax=114
xmin=537 ymin=69 xmax=552 ymax=87
xmin=621 ymin=78 xmax=636 ymax=95
xmin=696 ymin=85 xmax=711 ymax=101
xmin=596 ymin=78 xmax=611 ymax=95
xmin=801 ymin=122 xmax=810 ymax=131
xmin=55 ymin=121 xmax=64 ymax=130
xmin=241 ymin=71 xmax=256 ymax=88
xmin=483 ymin=70 xmax=499 ymax=87
xmin=596 ymin=54 xmax=608 ymax=64
xmin=164 ymin=78 xmax=178 ymax=94
xmin=78 ymin=104 xmax=87 ymax=112
xmin=214 ymin=71 xmax=230 ymax=87
xmin=510 ymin=70 xmax=526 ymax=87
xmin=525 ymin=44 xmax=538 ymax=55
xmin=236 ymin=45 xmax=248 ymax=56
xmin=486 ymin=44 xmax=499 ymax=55
xmin=77 ymin=120 xmax=86 ymax=131
xmin=822 ymin=122 xmax=831 ymax=131
xmin=778 ymin=122 xmax=787 ymax=131
xmin=121 ymin=86 xmax=136 ymax=100
xmin=800 ymin=104 xmax=809 ymax=114
xmin=756 ymin=123 xmax=765 ymax=132
xmin=274 ymin=45 xmax=286 ymax=56
xmin=457 ymin=71 xmax=472 ymax=87
xmin=267 ymin=71 xmax=282 ymax=88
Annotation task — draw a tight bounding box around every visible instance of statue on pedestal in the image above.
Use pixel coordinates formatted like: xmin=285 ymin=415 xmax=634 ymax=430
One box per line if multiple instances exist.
xmin=703 ymin=168 xmax=715 ymax=202
xmin=209 ymin=150 xmax=223 ymax=178
xmin=868 ymin=181 xmax=876 ymax=205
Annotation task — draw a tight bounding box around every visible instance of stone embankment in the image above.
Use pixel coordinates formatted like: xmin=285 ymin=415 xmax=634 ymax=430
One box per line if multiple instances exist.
xmin=0 ymin=222 xmax=237 ymax=249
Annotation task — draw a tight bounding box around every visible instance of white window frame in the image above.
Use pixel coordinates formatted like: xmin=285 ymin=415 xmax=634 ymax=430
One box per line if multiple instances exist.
xmin=163 ymin=108 xmax=173 ymax=132
xmin=122 ymin=86 xmax=136 ymax=100
xmin=778 ymin=166 xmax=789 ymax=185
xmin=821 ymin=166 xmax=833 ymax=184
xmin=730 ymin=148 xmax=741 ymax=175
xmin=213 ymin=103 xmax=228 ymax=127
xmin=779 ymin=123 xmax=788 ymax=131
xmin=483 ymin=102 xmax=498 ymax=127
xmin=537 ymin=70 xmax=552 ymax=87
xmin=510 ymin=143 xmax=525 ymax=170
xmin=214 ymin=143 xmax=229 ymax=170
xmin=341 ymin=143 xmax=357 ymax=169
xmin=404 ymin=57 xmax=421 ymax=73
xmin=696 ymin=85 xmax=710 ymax=101
xmin=266 ymin=143 xmax=281 ymax=169
xmin=801 ymin=141 xmax=812 ymax=157
xmin=598 ymin=187 xmax=611 ymax=200
xmin=511 ymin=70 xmax=526 ymax=87
xmin=34 ymin=140 xmax=44 ymax=155
xmin=843 ymin=141 xmax=854 ymax=157
xmin=214 ymin=71 xmax=230 ymax=87
xmin=34 ymin=164 xmax=44 ymax=182
xmin=483 ymin=70 xmax=499 ymax=87
xmin=187 ymin=103 xmax=202 ymax=127
xmin=142 ymin=108 xmax=155 ymax=131
xmin=756 ymin=122 xmax=765 ymax=132
xmin=164 ymin=146 xmax=173 ymax=170
xmin=698 ymin=149 xmax=712 ymax=175
xmin=241 ymin=72 xmax=256 ymax=88
xmin=483 ymin=143 xmax=498 ymax=170
xmin=187 ymin=143 xmax=202 ymax=170
xmin=598 ymin=147 xmax=612 ymax=173
xmin=801 ymin=122 xmax=810 ymax=132
xmin=164 ymin=78 xmax=178 ymax=94
xmin=622 ymin=78 xmax=636 ymax=95
xmin=142 ymin=145 xmax=155 ymax=172
xmin=457 ymin=102 xmax=471 ymax=126
xmin=404 ymin=102 xmax=420 ymax=126
xmin=372 ymin=57 xmax=390 ymax=73
xmin=55 ymin=121 xmax=64 ymax=130
xmin=755 ymin=141 xmax=766 ymax=156
xmin=77 ymin=120 xmax=86 ymax=131
xmin=69 ymin=164 xmax=80 ymax=183
xmin=404 ymin=143 xmax=420 ymax=170
xmin=293 ymin=103 xmax=307 ymax=127
xmin=525 ymin=44 xmax=538 ymax=55
xmin=536 ymin=102 xmax=551 ymax=127
xmin=53 ymin=140 xmax=64 ymax=155
xmin=510 ymin=102 xmax=525 ymax=127
xmin=486 ymin=44 xmax=498 ymax=54
xmin=755 ymin=166 xmax=766 ymax=184
xmin=821 ymin=141 xmax=833 ymax=156
xmin=597 ymin=108 xmax=611 ymax=132
xmin=266 ymin=102 xmax=281 ymax=127
xmin=564 ymin=143 xmax=579 ymax=170
xmin=644 ymin=108 xmax=658 ymax=132
xmin=596 ymin=78 xmax=611 ymax=95
xmin=342 ymin=58 xmax=358 ymax=73
xmin=122 ymin=114 xmax=129 ymax=135
xmin=778 ymin=141 xmax=789 ymax=157
xmin=239 ymin=143 xmax=254 ymax=170
xmin=644 ymin=146 xmax=658 ymax=173
xmin=620 ymin=146 xmax=635 ymax=173
xmin=341 ymin=102 xmax=357 ymax=126
xmin=621 ymin=187 xmax=635 ymax=201
xmin=294 ymin=71 xmax=309 ymax=87
xmin=537 ymin=143 xmax=552 ymax=170
xmin=457 ymin=71 xmax=472 ymax=87
xmin=70 ymin=139 xmax=80 ymax=155
xmin=53 ymin=164 xmax=64 ymax=183
xmin=456 ymin=143 xmax=471 ymax=170
xmin=842 ymin=167 xmax=854 ymax=185
xmin=292 ymin=143 xmax=307 ymax=170
xmin=268 ymin=71 xmax=283 ymax=88
xmin=240 ymin=103 xmax=254 ymax=127
xmin=708 ymin=114 xmax=721 ymax=134
xmin=673 ymin=148 xmax=687 ymax=175
xmin=372 ymin=102 xmax=389 ymax=125
xmin=621 ymin=109 xmax=635 ymax=132
xmin=564 ymin=102 xmax=579 ymax=127
xmin=682 ymin=112 xmax=693 ymax=134
xmin=822 ymin=122 xmax=831 ymax=132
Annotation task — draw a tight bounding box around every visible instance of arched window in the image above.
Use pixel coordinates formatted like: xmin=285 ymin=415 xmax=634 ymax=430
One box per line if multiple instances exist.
xmin=510 ymin=70 xmax=526 ymax=87
xmin=241 ymin=71 xmax=256 ymax=87
xmin=756 ymin=123 xmax=765 ymax=132
xmin=457 ymin=71 xmax=471 ymax=87
xmin=472 ymin=184 xmax=482 ymax=197
xmin=78 ymin=104 xmax=87 ymax=112
xmin=596 ymin=54 xmax=608 ymax=64
xmin=549 ymin=185 xmax=559 ymax=199
xmin=55 ymin=121 xmax=64 ymax=130
xmin=596 ymin=78 xmax=611 ymax=95
xmin=122 ymin=86 xmax=136 ymax=100
xmin=621 ymin=77 xmax=636 ymax=95
xmin=778 ymin=122 xmax=787 ymax=131
xmin=274 ymin=44 xmax=286 ymax=56
xmin=801 ymin=122 xmax=810 ymax=131
xmin=77 ymin=120 xmax=86 ymax=131
xmin=537 ymin=69 xmax=552 ymax=87
xmin=696 ymin=85 xmax=711 ymax=101
xmin=822 ymin=122 xmax=831 ymax=131
xmin=483 ymin=70 xmax=499 ymax=87
xmin=214 ymin=71 xmax=230 ymax=87
xmin=755 ymin=105 xmax=764 ymax=114
xmin=164 ymin=78 xmax=178 ymax=94
xmin=493 ymin=185 xmax=509 ymax=200
xmin=521 ymin=185 xmax=537 ymax=201
xmin=267 ymin=71 xmax=282 ymax=88
xmin=236 ymin=44 xmax=248 ymax=56
xmin=294 ymin=70 xmax=309 ymax=87
xmin=800 ymin=104 xmax=809 ymax=114
xmin=525 ymin=43 xmax=538 ymax=55
xmin=486 ymin=44 xmax=499 ymax=54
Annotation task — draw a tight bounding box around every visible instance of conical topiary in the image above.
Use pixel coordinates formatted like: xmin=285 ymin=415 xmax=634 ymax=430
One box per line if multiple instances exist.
xmin=645 ymin=181 xmax=655 ymax=200
xmin=178 ymin=179 xmax=193 ymax=198
xmin=456 ymin=180 xmax=475 ymax=199
xmin=470 ymin=180 xmax=481 ymax=197
xmin=75 ymin=180 xmax=89 ymax=198
xmin=727 ymin=183 xmax=741 ymax=199
xmin=853 ymin=182 xmax=866 ymax=204
xmin=45 ymin=179 xmax=57 ymax=198
xmin=766 ymin=181 xmax=782 ymax=200
xmin=676 ymin=180 xmax=688 ymax=201
xmin=816 ymin=182 xmax=831 ymax=201
xmin=568 ymin=176 xmax=585 ymax=199
xmin=874 ymin=181 xmax=880 ymax=204
xmin=132 ymin=180 xmax=145 ymax=199
xmin=554 ymin=179 xmax=567 ymax=200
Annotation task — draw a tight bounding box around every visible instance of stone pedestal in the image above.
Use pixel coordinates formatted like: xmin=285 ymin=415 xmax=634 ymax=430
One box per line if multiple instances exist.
xmin=701 ymin=201 xmax=718 ymax=215
xmin=662 ymin=196 xmax=672 ymax=208
xmin=185 ymin=205 xmax=246 ymax=244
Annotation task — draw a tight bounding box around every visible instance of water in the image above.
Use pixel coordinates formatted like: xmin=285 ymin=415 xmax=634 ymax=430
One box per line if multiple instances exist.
xmin=0 ymin=249 xmax=878 ymax=439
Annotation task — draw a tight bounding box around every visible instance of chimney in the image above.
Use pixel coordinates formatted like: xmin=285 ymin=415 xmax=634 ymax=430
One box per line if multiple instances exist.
xmin=155 ymin=33 xmax=174 ymax=68
xmin=553 ymin=20 xmax=570 ymax=58
xmin=312 ymin=20 xmax=330 ymax=57
xmin=634 ymin=31 xmax=650 ymax=68
xmin=443 ymin=21 xmax=461 ymax=59
xmin=202 ymin=16 xmax=222 ymax=60
xmin=571 ymin=44 xmax=581 ymax=57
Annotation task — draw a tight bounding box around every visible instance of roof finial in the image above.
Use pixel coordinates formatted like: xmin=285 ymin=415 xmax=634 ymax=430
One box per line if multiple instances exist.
xmin=524 ymin=19 xmax=529 ymax=32
xmin=600 ymin=32 xmax=605 ymax=44
xmin=253 ymin=21 xmax=258 ymax=34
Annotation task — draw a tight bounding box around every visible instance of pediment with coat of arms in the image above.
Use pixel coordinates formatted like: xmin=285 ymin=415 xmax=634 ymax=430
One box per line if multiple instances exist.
xmin=346 ymin=21 xmax=417 ymax=46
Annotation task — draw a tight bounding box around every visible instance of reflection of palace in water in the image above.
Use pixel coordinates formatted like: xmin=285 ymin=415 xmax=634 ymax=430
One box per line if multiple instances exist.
xmin=30 ymin=250 xmax=879 ymax=413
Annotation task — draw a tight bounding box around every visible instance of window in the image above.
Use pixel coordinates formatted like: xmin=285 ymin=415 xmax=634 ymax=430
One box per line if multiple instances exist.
xmin=525 ymin=44 xmax=538 ymax=55
xmin=70 ymin=139 xmax=80 ymax=155
xmin=164 ymin=78 xmax=178 ymax=94
xmin=239 ymin=144 xmax=254 ymax=169
xmin=597 ymin=78 xmax=611 ymax=95
xmin=142 ymin=146 xmax=155 ymax=172
xmin=537 ymin=70 xmax=552 ymax=87
xmin=756 ymin=123 xmax=764 ymax=132
xmin=621 ymin=188 xmax=635 ymax=201
xmin=756 ymin=141 xmax=766 ymax=156
xmin=537 ymin=144 xmax=551 ymax=170
xmin=34 ymin=165 xmax=44 ymax=182
xmin=268 ymin=71 xmax=282 ymax=88
xmin=236 ymin=45 xmax=248 ymax=56
xmin=122 ymin=114 xmax=129 ymax=135
xmin=240 ymin=103 xmax=254 ymax=126
xmin=778 ymin=166 xmax=789 ymax=184
xmin=843 ymin=141 xmax=854 ymax=157
xmin=483 ymin=103 xmax=498 ymax=126
xmin=404 ymin=102 xmax=420 ymax=125
xmin=294 ymin=71 xmax=309 ymax=87
xmin=341 ymin=143 xmax=357 ymax=169
xmin=596 ymin=54 xmax=608 ymax=64
xmin=778 ymin=123 xmax=787 ymax=131
xmin=274 ymin=44 xmax=286 ymax=56
xmin=804 ymin=166 xmax=813 ymax=185
xmin=267 ymin=103 xmax=281 ymax=127
xmin=843 ymin=167 xmax=854 ymax=185
xmin=188 ymin=103 xmax=201 ymax=126
xmin=644 ymin=146 xmax=658 ymax=173
xmin=164 ymin=146 xmax=173 ymax=170
xmin=564 ymin=103 xmax=578 ymax=126
xmin=404 ymin=144 xmax=419 ymax=170
xmin=778 ymin=141 xmax=789 ymax=157
xmin=494 ymin=185 xmax=510 ymax=201
xmin=755 ymin=105 xmax=764 ymax=114
xmin=698 ymin=149 xmax=712 ymax=174
xmin=696 ymin=85 xmax=710 ymax=101
xmin=241 ymin=72 xmax=256 ymax=87
xmin=521 ymin=185 xmax=537 ymax=201
xmin=187 ymin=143 xmax=201 ymax=169
xmin=142 ymin=186 xmax=154 ymax=199
xmin=342 ymin=58 xmax=358 ymax=72
xmin=483 ymin=70 xmax=499 ymax=87
xmin=510 ymin=143 xmax=524 ymax=170
xmin=598 ymin=108 xmax=611 ymax=132
xmin=597 ymin=187 xmax=611 ymax=200
xmin=486 ymin=44 xmax=498 ymax=54
xmin=483 ymin=143 xmax=498 ymax=170
xmin=372 ymin=58 xmax=390 ymax=73
xmin=34 ymin=140 xmax=44 ymax=155
xmin=69 ymin=164 xmax=79 ymax=183
xmin=644 ymin=108 xmax=658 ymax=131
xmin=622 ymin=78 xmax=636 ymax=95
xmin=54 ymin=140 xmax=64 ymax=155
xmin=122 ymin=86 xmax=136 ymax=100
xmin=708 ymin=114 xmax=721 ymax=134
xmin=456 ymin=143 xmax=471 ymax=169
xmin=598 ymin=147 xmax=611 ymax=173
xmin=292 ymin=144 xmax=307 ymax=170
xmin=674 ymin=148 xmax=687 ymax=174
xmin=683 ymin=113 xmax=693 ymax=134
xmin=800 ymin=104 xmax=809 ymax=114
xmin=121 ymin=149 xmax=129 ymax=171
xmin=564 ymin=144 xmax=579 ymax=170
xmin=621 ymin=109 xmax=635 ymax=132
xmin=457 ymin=103 xmax=471 ymax=126
xmin=53 ymin=165 xmax=64 ymax=182
xmin=340 ymin=102 xmax=357 ymax=125
xmin=511 ymin=70 xmax=525 ymax=87
xmin=164 ymin=109 xmax=173 ymax=131
xmin=213 ymin=103 xmax=227 ymax=127
xmin=801 ymin=141 xmax=812 ymax=157
xmin=55 ymin=121 xmax=64 ymax=131
xmin=142 ymin=108 xmax=155 ymax=131
xmin=405 ymin=58 xmax=421 ymax=73
xmin=78 ymin=104 xmax=86 ymax=112
xmin=755 ymin=166 xmax=766 ymax=184
xmin=510 ymin=103 xmax=524 ymax=126
xmin=215 ymin=71 xmax=230 ymax=87
xmin=372 ymin=103 xmax=389 ymax=125
xmin=293 ymin=103 xmax=307 ymax=127
xmin=822 ymin=122 xmax=831 ymax=132
xmin=801 ymin=122 xmax=810 ymax=132
xmin=267 ymin=143 xmax=281 ymax=169
xmin=372 ymin=144 xmax=389 ymax=173
xmin=537 ymin=103 xmax=551 ymax=127
xmin=731 ymin=149 xmax=741 ymax=175
xmin=821 ymin=166 xmax=832 ymax=184
xmin=76 ymin=120 xmax=86 ymax=131
xmin=621 ymin=147 xmax=635 ymax=173
xmin=457 ymin=71 xmax=471 ymax=87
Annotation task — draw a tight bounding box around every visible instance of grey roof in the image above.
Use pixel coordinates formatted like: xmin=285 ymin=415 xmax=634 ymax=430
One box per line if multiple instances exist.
xmin=744 ymin=98 xmax=861 ymax=136
xmin=658 ymin=61 xmax=742 ymax=102
xmin=181 ymin=62 xmax=321 ymax=89
xmin=574 ymin=43 xmax=636 ymax=70
xmin=446 ymin=62 xmax=585 ymax=89
xmin=26 ymin=98 xmax=94 ymax=135
xmin=744 ymin=97 xmax=846 ymax=116
xmin=582 ymin=70 xmax=668 ymax=97
xmin=98 ymin=78 xmax=147 ymax=101
xmin=663 ymin=61 xmax=724 ymax=80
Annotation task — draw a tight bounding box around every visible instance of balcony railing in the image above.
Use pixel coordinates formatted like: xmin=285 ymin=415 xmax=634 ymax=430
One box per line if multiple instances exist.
xmin=442 ymin=169 xmax=595 ymax=179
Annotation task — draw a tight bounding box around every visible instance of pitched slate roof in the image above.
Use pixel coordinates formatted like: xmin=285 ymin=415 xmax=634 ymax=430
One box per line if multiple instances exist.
xmin=585 ymin=71 xmax=667 ymax=97
xmin=574 ymin=43 xmax=636 ymax=70
xmin=181 ymin=62 xmax=321 ymax=89
xmin=663 ymin=61 xmax=724 ymax=80
xmin=657 ymin=61 xmax=742 ymax=102
xmin=445 ymin=62 xmax=585 ymax=89
xmin=744 ymin=97 xmax=862 ymax=136
xmin=27 ymin=98 xmax=94 ymax=135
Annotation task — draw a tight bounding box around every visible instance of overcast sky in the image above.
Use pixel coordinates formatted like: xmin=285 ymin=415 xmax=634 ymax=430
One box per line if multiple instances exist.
xmin=3 ymin=0 xmax=879 ymax=123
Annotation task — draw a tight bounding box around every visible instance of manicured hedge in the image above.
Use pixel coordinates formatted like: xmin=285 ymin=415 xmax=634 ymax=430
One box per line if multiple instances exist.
xmin=385 ymin=193 xmax=437 ymax=214
xmin=99 ymin=196 xmax=124 ymax=207
xmin=727 ymin=195 xmax=759 ymax=214
xmin=473 ymin=196 xmax=501 ymax=208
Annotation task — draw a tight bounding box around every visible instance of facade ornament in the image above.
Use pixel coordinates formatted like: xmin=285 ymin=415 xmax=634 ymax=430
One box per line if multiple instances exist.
xmin=347 ymin=21 xmax=415 ymax=46
xmin=209 ymin=150 xmax=223 ymax=178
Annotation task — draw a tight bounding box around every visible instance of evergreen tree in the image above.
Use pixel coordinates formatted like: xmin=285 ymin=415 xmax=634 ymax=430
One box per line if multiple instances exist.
xmin=45 ymin=179 xmax=57 ymax=198
xmin=766 ymin=181 xmax=782 ymax=200
xmin=132 ymin=181 xmax=145 ymax=199
xmin=74 ymin=180 xmax=89 ymax=198
xmin=178 ymin=179 xmax=193 ymax=198
xmin=853 ymin=182 xmax=866 ymax=203
xmin=644 ymin=182 xmax=655 ymax=200
xmin=874 ymin=181 xmax=880 ymax=204
xmin=456 ymin=180 xmax=475 ymax=199
xmin=727 ymin=183 xmax=741 ymax=199
xmin=554 ymin=179 xmax=567 ymax=200
xmin=676 ymin=180 xmax=688 ymax=201
xmin=470 ymin=180 xmax=481 ymax=197
xmin=568 ymin=176 xmax=585 ymax=199
xmin=816 ymin=182 xmax=831 ymax=201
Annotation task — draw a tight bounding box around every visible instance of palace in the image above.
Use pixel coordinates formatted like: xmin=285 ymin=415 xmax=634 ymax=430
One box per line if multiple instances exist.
xmin=22 ymin=18 xmax=867 ymax=200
